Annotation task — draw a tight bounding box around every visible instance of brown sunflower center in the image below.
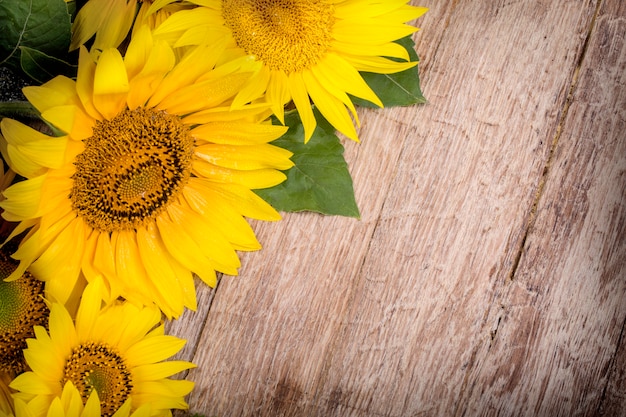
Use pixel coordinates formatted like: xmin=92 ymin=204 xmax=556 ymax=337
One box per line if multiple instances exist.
xmin=0 ymin=249 xmax=49 ymax=374
xmin=62 ymin=341 xmax=132 ymax=417
xmin=71 ymin=107 xmax=194 ymax=232
xmin=222 ymin=0 xmax=335 ymax=73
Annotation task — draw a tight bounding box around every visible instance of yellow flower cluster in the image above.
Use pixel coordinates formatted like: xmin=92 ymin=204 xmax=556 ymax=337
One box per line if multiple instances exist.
xmin=0 ymin=0 xmax=427 ymax=415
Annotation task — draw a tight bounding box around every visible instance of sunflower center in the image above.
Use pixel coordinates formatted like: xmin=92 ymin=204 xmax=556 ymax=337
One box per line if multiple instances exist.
xmin=71 ymin=107 xmax=194 ymax=232
xmin=63 ymin=342 xmax=132 ymax=417
xmin=0 ymin=250 xmax=49 ymax=374
xmin=222 ymin=0 xmax=335 ymax=73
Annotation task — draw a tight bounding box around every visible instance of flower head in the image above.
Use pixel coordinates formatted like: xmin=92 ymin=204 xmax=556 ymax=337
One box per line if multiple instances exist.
xmin=153 ymin=0 xmax=428 ymax=141
xmin=0 ymin=239 xmax=49 ymax=375
xmin=0 ymin=26 xmax=293 ymax=318
xmin=9 ymin=278 xmax=193 ymax=417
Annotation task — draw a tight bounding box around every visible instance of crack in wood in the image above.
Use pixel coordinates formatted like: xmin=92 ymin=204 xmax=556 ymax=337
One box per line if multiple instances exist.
xmin=507 ymin=0 xmax=604 ymax=285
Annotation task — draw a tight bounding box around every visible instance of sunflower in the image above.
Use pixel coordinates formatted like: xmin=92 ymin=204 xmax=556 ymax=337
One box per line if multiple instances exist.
xmin=0 ymin=26 xmax=293 ymax=318
xmin=0 ymin=266 xmax=49 ymax=375
xmin=0 ymin=236 xmax=49 ymax=375
xmin=9 ymin=278 xmax=193 ymax=417
xmin=151 ymin=0 xmax=428 ymax=141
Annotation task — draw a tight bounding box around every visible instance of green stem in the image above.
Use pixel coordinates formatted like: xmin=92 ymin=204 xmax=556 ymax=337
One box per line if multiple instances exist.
xmin=0 ymin=101 xmax=38 ymax=119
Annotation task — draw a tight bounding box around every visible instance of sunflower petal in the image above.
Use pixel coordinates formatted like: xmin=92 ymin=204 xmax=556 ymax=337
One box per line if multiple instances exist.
xmin=93 ymin=48 xmax=129 ymax=118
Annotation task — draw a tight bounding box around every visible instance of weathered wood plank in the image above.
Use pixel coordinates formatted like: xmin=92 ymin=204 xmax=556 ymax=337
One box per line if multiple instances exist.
xmin=309 ymin=1 xmax=599 ymax=416
xmin=460 ymin=1 xmax=626 ymax=416
xmin=171 ymin=0 xmax=608 ymax=416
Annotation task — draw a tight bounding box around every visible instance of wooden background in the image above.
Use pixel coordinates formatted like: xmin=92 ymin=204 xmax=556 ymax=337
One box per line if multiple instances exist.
xmin=167 ymin=0 xmax=626 ymax=416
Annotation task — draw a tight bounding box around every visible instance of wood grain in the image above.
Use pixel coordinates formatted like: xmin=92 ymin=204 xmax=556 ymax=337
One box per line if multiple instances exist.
xmin=461 ymin=1 xmax=626 ymax=416
xmin=165 ymin=1 xmax=626 ymax=416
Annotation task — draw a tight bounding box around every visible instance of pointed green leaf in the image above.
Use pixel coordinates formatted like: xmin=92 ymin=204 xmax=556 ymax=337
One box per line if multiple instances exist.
xmin=255 ymin=110 xmax=360 ymax=218
xmin=20 ymin=47 xmax=77 ymax=83
xmin=352 ymin=36 xmax=427 ymax=108
xmin=0 ymin=0 xmax=72 ymax=79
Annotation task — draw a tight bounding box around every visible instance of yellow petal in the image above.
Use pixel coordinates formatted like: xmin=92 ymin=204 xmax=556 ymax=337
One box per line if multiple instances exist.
xmin=0 ymin=175 xmax=46 ymax=219
xmin=22 ymin=76 xmax=77 ymax=113
xmin=302 ymin=69 xmax=359 ymax=141
xmin=231 ymin=65 xmax=270 ymax=108
xmin=133 ymin=361 xmax=195 ymax=381
xmin=70 ymin=0 xmax=110 ymax=50
xmin=157 ymin=72 xmax=252 ymax=114
xmin=333 ymin=19 xmax=417 ymax=44
xmin=126 ymin=40 xmax=175 ymax=109
xmin=94 ymin=47 xmax=130 ymax=93
xmin=266 ymin=69 xmax=291 ymax=124
xmin=1 ymin=119 xmax=68 ymax=177
xmin=155 ymin=215 xmax=218 ymax=286
xmin=148 ymin=40 xmax=226 ymax=107
xmin=124 ymin=24 xmax=154 ymax=80
xmin=166 ymin=204 xmax=240 ymax=274
xmin=192 ymin=121 xmax=288 ymax=145
xmin=332 ymin=38 xmax=410 ymax=60
xmin=183 ymin=184 xmax=261 ymax=251
xmin=188 ymin=179 xmax=281 ymax=221
xmin=136 ymin=224 xmax=190 ymax=318
xmin=124 ymin=335 xmax=186 ymax=367
xmin=195 ymin=143 xmax=293 ymax=171
xmin=317 ymin=53 xmax=383 ymax=107
xmin=182 ymin=102 xmax=272 ymax=125
xmin=75 ymin=277 xmax=107 ymax=341
xmin=192 ymin=159 xmax=287 ymax=189
xmin=29 ymin=217 xmax=85 ymax=303
xmin=91 ymin=0 xmax=137 ymax=52
xmin=76 ymin=46 xmax=102 ymax=120
xmin=288 ymin=72 xmax=317 ymax=142
xmin=113 ymin=229 xmax=159 ymax=306
xmin=342 ymin=54 xmax=417 ymax=74
xmin=93 ymin=48 xmax=129 ymax=119
xmin=10 ymin=371 xmax=56 ymax=395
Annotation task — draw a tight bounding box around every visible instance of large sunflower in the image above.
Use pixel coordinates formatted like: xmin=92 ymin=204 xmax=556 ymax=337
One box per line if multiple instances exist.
xmin=0 ymin=26 xmax=293 ymax=318
xmin=150 ymin=0 xmax=428 ymax=141
xmin=9 ymin=278 xmax=194 ymax=417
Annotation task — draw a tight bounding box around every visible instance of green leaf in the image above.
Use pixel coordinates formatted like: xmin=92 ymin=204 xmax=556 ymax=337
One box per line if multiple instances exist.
xmin=351 ymin=36 xmax=427 ymax=108
xmin=20 ymin=47 xmax=77 ymax=83
xmin=0 ymin=101 xmax=38 ymax=120
xmin=0 ymin=0 xmax=72 ymax=79
xmin=255 ymin=110 xmax=360 ymax=218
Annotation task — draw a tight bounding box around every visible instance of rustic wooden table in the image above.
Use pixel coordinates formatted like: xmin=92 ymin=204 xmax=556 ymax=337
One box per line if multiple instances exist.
xmin=166 ymin=1 xmax=626 ymax=416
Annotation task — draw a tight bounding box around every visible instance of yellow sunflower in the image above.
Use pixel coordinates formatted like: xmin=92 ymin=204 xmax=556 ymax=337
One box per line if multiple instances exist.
xmin=9 ymin=278 xmax=193 ymax=417
xmin=0 ymin=266 xmax=49 ymax=376
xmin=0 ymin=26 xmax=293 ymax=318
xmin=151 ymin=0 xmax=428 ymax=141
xmin=0 ymin=235 xmax=50 ymax=376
